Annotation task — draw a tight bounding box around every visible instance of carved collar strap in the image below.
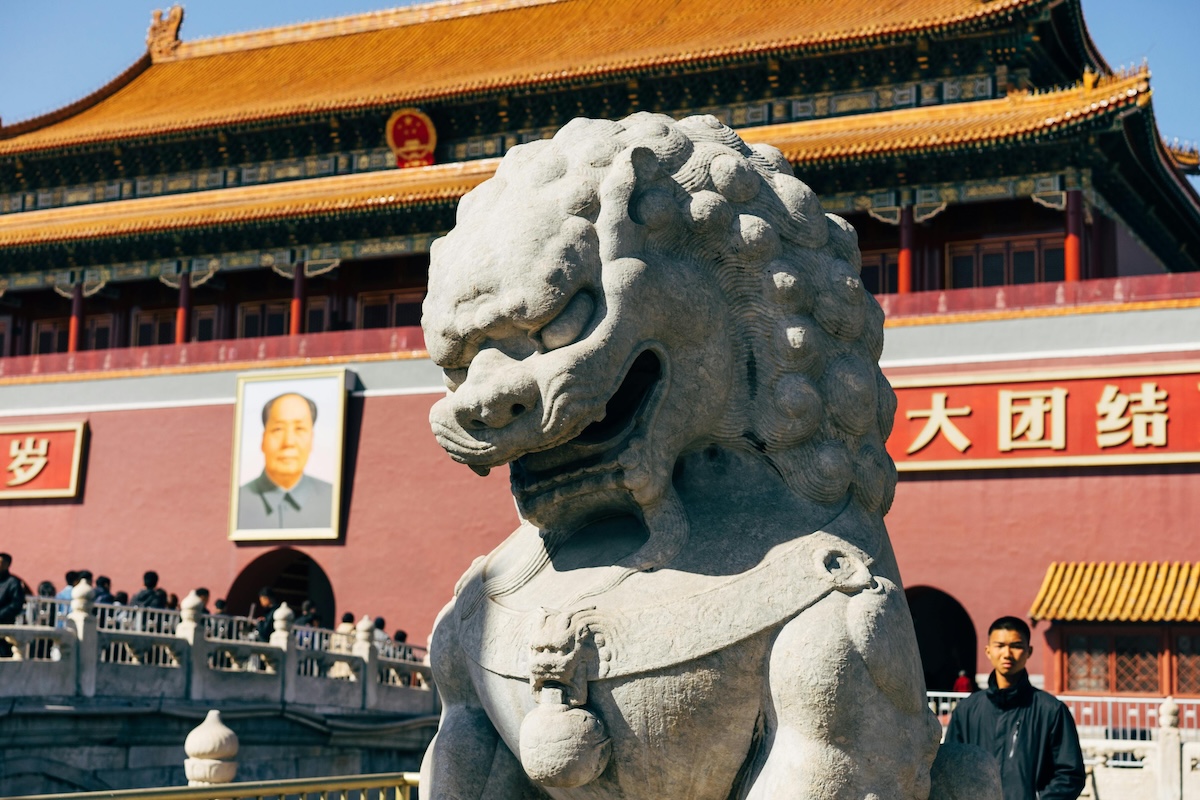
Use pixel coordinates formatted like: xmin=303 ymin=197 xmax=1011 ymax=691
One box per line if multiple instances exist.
xmin=457 ymin=527 xmax=876 ymax=682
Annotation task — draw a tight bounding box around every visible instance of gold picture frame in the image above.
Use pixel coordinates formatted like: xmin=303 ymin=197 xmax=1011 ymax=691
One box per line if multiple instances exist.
xmin=228 ymin=368 xmax=351 ymax=541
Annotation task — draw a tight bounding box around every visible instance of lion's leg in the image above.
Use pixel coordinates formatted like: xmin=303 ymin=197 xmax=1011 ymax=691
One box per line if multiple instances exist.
xmin=420 ymin=598 xmax=545 ymax=799
xmin=743 ymin=578 xmax=939 ymax=800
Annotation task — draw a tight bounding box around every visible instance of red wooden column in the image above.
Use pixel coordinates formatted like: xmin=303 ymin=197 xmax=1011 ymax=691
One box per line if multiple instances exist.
xmin=66 ymin=282 xmax=83 ymax=353
xmin=1065 ymin=189 xmax=1083 ymax=282
xmin=898 ymin=204 xmax=914 ymax=294
xmin=290 ymin=266 xmax=306 ymax=336
xmin=175 ymin=272 xmax=191 ymax=344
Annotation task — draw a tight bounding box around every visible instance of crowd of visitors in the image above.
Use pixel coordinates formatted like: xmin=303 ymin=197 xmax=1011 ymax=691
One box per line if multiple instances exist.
xmin=0 ymin=556 xmax=415 ymax=660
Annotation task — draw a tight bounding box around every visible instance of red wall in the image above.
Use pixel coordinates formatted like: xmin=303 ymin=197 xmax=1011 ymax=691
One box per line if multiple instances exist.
xmin=0 ymin=394 xmax=517 ymax=646
xmin=888 ymin=466 xmax=1200 ymax=679
xmin=4 ymin=382 xmax=1198 ymax=675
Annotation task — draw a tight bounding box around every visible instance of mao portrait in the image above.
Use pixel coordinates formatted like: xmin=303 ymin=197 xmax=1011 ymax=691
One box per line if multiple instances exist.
xmin=228 ymin=369 xmax=349 ymax=541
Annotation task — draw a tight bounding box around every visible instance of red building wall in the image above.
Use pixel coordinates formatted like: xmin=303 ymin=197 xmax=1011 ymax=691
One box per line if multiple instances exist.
xmin=888 ymin=466 xmax=1200 ymax=679
xmin=0 ymin=393 xmax=517 ymax=647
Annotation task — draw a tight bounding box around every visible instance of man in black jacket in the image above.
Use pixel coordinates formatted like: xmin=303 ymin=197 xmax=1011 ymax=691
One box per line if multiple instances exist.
xmin=945 ymin=616 xmax=1085 ymax=800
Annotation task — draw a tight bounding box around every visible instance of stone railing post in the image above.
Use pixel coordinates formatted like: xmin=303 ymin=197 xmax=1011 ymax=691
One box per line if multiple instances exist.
xmin=1159 ymin=696 xmax=1182 ymax=800
xmin=352 ymin=615 xmax=378 ymax=709
xmin=271 ymin=602 xmax=295 ymax=703
xmin=67 ymin=579 xmax=96 ymax=698
xmin=177 ymin=591 xmax=209 ymax=701
xmin=184 ymin=709 xmax=238 ymax=786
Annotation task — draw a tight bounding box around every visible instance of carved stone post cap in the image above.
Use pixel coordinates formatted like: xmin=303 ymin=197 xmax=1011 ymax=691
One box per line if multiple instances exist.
xmin=1160 ymin=695 xmax=1180 ymax=728
xmin=355 ymin=615 xmax=375 ymax=644
xmin=272 ymin=601 xmax=295 ymax=631
xmin=184 ymin=709 xmax=239 ymax=760
xmin=180 ymin=591 xmax=204 ymax=622
xmin=70 ymin=579 xmax=95 ymax=613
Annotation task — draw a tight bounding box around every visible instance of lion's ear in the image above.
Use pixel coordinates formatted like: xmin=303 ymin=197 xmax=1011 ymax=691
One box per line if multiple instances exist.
xmin=595 ymin=146 xmax=659 ymax=261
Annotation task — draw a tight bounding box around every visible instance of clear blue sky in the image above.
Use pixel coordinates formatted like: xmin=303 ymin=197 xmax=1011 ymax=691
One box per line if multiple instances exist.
xmin=0 ymin=1 xmax=1197 ymax=189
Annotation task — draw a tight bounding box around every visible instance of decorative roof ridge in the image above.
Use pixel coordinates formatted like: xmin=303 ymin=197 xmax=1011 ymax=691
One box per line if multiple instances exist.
xmin=0 ymin=54 xmax=151 ymax=139
xmin=161 ymin=0 xmax=569 ymax=63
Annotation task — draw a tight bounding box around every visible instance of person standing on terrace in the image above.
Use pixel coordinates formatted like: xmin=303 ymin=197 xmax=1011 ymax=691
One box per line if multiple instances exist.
xmin=945 ymin=616 xmax=1085 ymax=800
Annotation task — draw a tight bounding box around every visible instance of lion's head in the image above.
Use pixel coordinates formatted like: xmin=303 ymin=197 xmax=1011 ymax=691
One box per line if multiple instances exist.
xmin=423 ymin=113 xmax=896 ymax=536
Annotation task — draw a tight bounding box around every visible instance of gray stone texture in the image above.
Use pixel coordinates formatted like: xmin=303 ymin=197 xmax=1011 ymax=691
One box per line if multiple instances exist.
xmin=420 ymin=112 xmax=1000 ymax=798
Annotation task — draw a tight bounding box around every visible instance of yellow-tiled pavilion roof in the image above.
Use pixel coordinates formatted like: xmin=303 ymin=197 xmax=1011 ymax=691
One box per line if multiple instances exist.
xmin=1030 ymin=562 xmax=1200 ymax=623
xmin=0 ymin=72 xmax=1148 ymax=250
xmin=0 ymin=0 xmax=1043 ymax=155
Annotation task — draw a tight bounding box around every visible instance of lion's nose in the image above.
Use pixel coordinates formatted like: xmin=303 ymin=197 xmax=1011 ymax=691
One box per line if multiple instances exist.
xmin=453 ymin=353 xmax=539 ymax=432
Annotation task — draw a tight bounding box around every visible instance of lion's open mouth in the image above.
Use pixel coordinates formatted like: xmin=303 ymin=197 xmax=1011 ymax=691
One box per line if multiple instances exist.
xmin=513 ymin=350 xmax=662 ymax=497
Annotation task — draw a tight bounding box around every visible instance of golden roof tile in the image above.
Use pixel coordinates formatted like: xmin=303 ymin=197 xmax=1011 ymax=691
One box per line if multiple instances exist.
xmin=0 ymin=73 xmax=1148 ymax=249
xmin=1031 ymin=562 xmax=1200 ymax=622
xmin=0 ymin=159 xmax=497 ymax=248
xmin=747 ymin=68 xmax=1150 ymax=164
xmin=0 ymin=0 xmax=1042 ymax=155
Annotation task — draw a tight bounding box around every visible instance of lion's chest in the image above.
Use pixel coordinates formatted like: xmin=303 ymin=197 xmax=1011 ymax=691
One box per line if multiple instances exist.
xmin=469 ymin=626 xmax=769 ymax=800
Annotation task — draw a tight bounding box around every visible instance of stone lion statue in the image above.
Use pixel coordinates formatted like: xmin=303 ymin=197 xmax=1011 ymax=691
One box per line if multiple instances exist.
xmin=420 ymin=113 xmax=994 ymax=799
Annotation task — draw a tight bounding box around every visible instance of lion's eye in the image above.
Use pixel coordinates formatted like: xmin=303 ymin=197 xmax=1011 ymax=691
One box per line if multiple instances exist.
xmin=539 ymin=292 xmax=595 ymax=351
xmin=443 ymin=368 xmax=468 ymax=391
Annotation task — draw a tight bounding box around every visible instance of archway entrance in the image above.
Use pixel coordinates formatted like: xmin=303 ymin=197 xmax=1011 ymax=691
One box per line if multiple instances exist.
xmin=906 ymin=586 xmax=977 ymax=692
xmin=226 ymin=549 xmax=335 ymax=629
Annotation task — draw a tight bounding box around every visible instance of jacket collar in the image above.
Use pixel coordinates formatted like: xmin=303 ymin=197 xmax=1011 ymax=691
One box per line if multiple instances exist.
xmin=986 ymin=669 xmax=1034 ymax=709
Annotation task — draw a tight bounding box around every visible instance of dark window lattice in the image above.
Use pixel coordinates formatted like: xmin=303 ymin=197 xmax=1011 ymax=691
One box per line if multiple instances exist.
xmin=1114 ymin=635 xmax=1160 ymax=694
xmin=1066 ymin=634 xmax=1109 ymax=692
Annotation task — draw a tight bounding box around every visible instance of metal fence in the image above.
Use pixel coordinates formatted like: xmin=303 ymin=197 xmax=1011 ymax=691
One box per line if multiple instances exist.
xmin=5 ymin=772 xmax=419 ymax=800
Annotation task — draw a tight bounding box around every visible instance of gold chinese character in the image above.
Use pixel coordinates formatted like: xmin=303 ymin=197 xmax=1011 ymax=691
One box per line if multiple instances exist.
xmin=999 ymin=388 xmax=1068 ymax=451
xmin=1096 ymin=382 xmax=1168 ymax=448
xmin=6 ymin=436 xmax=50 ymax=487
xmin=906 ymin=392 xmax=972 ymax=454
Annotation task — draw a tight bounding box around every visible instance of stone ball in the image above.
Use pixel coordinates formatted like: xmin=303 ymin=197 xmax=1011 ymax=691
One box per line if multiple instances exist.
xmin=767 ymin=262 xmax=813 ymax=311
xmin=773 ymin=374 xmax=823 ymax=442
xmin=771 ymin=173 xmax=827 ymax=247
xmin=519 ymin=702 xmax=611 ymax=788
xmin=687 ymin=191 xmax=733 ymax=234
xmin=823 ymin=355 xmax=878 ymax=436
xmin=798 ymin=440 xmax=854 ymax=504
xmin=814 ymin=273 xmax=866 ymax=340
xmin=734 ymin=214 xmax=781 ymax=263
xmin=775 ymin=317 xmax=826 ymax=376
xmin=634 ymin=189 xmax=677 ymax=230
xmin=710 ymin=153 xmax=760 ymax=202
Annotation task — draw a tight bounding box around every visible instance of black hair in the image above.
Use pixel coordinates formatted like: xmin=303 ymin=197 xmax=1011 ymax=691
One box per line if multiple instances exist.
xmin=38 ymin=581 xmax=55 ymax=597
xmin=66 ymin=570 xmax=79 ymax=584
xmin=262 ymin=393 xmax=318 ymax=426
xmin=215 ymin=599 xmax=227 ymax=610
xmin=988 ymin=616 xmax=1031 ymax=643
xmin=342 ymin=612 xmax=354 ymax=623
xmin=374 ymin=616 xmax=386 ymax=629
xmin=143 ymin=571 xmax=158 ymax=588
xmin=195 ymin=587 xmax=210 ymax=597
xmin=0 ymin=552 xmax=11 ymax=564
xmin=258 ymin=586 xmax=276 ymax=600
xmin=78 ymin=570 xmax=93 ymax=583
xmin=96 ymin=575 xmax=111 ymax=588
xmin=115 ymin=591 xmax=129 ymax=604
xmin=393 ymin=629 xmax=408 ymax=642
